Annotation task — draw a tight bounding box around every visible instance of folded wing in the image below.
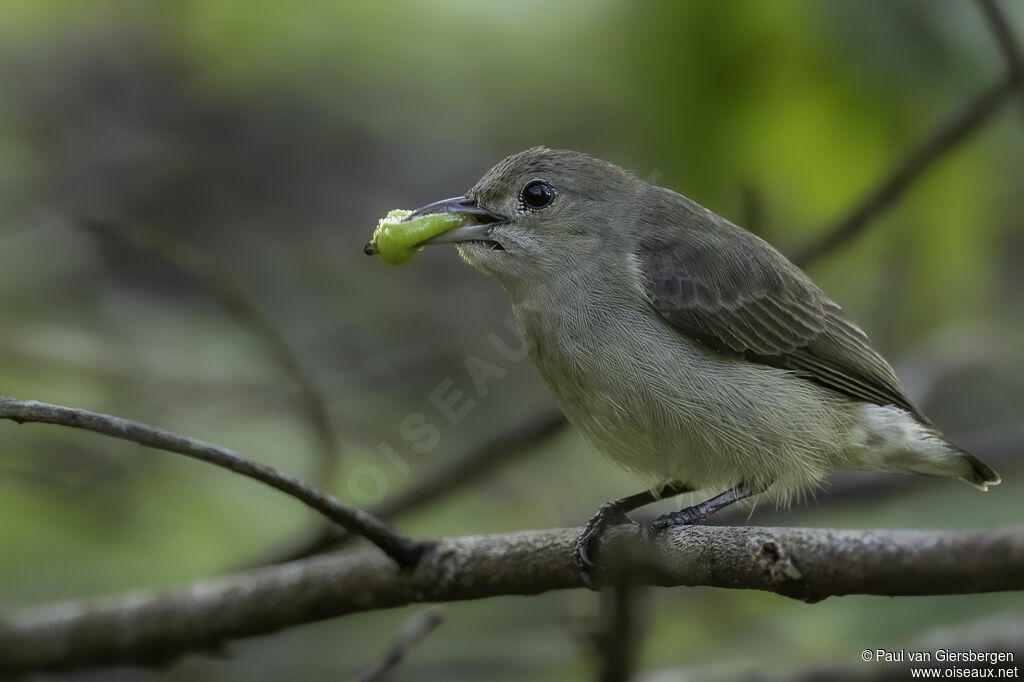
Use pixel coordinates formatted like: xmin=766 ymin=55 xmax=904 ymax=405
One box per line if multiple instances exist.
xmin=637 ymin=210 xmax=926 ymax=424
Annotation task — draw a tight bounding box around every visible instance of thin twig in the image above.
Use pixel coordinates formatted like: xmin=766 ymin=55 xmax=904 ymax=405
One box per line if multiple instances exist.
xmin=594 ymin=572 xmax=643 ymax=682
xmin=259 ymin=409 xmax=567 ymax=564
xmin=1 ymin=525 xmax=1022 ymax=673
xmin=794 ymin=0 xmax=1024 ymax=267
xmin=82 ymin=216 xmax=341 ymax=489
xmin=976 ymin=0 xmax=1024 ymax=85
xmin=355 ymin=608 xmax=444 ymax=682
xmin=0 ymin=396 xmax=425 ymax=566
xmin=790 ymin=75 xmax=1017 ymax=267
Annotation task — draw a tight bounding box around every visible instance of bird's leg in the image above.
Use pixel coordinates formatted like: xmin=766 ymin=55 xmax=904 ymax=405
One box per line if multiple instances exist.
xmin=640 ymin=482 xmax=764 ymax=540
xmin=574 ymin=481 xmax=691 ymax=584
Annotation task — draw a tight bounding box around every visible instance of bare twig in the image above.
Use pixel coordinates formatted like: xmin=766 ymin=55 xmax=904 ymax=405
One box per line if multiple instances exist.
xmin=792 ymin=0 xmax=1024 ymax=267
xmin=355 ymin=608 xmax=444 ymax=682
xmin=790 ymin=75 xmax=1017 ymax=267
xmin=82 ymin=216 xmax=341 ymax=489
xmin=594 ymin=572 xmax=644 ymax=682
xmin=1 ymin=525 xmax=1021 ymax=674
xmin=0 ymin=396 xmax=424 ymax=567
xmin=260 ymin=409 xmax=567 ymax=564
xmin=977 ymin=0 xmax=1024 ymax=86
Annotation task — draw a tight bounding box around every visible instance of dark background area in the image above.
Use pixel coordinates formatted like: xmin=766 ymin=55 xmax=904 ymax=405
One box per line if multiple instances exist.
xmin=1 ymin=1 xmax=1022 ymax=679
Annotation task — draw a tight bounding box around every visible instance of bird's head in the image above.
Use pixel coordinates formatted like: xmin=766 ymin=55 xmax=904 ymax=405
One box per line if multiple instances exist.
xmin=410 ymin=147 xmax=643 ymax=289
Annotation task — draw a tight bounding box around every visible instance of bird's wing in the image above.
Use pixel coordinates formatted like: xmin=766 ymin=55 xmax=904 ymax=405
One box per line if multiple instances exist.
xmin=636 ymin=216 xmax=926 ymax=423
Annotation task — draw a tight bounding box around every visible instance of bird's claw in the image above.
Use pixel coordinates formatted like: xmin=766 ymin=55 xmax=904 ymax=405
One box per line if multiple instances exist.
xmin=573 ymin=502 xmax=633 ymax=588
xmin=639 ymin=506 xmax=707 ymax=542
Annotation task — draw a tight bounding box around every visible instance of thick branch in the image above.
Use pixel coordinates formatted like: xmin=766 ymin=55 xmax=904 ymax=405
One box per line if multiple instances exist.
xmin=0 ymin=396 xmax=423 ymax=566
xmin=2 ymin=525 xmax=1022 ymax=673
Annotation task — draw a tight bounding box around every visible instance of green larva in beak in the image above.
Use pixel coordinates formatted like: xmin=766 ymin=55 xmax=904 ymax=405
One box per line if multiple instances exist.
xmin=363 ymin=209 xmax=467 ymax=265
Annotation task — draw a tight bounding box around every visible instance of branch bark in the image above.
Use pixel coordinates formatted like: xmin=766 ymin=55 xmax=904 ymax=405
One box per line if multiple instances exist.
xmin=0 ymin=396 xmax=424 ymax=567
xmin=2 ymin=525 xmax=1022 ymax=674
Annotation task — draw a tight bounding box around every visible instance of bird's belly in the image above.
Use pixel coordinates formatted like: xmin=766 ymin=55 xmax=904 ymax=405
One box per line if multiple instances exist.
xmin=518 ymin=305 xmax=855 ymax=499
xmin=543 ymin=354 xmax=734 ymax=490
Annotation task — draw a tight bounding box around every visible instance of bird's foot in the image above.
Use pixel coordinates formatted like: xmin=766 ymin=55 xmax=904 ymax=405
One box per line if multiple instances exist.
xmin=640 ymin=505 xmax=707 ymax=543
xmin=573 ymin=501 xmax=634 ymax=588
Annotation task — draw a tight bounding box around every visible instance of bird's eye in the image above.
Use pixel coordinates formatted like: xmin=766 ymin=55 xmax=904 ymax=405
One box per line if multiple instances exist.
xmin=520 ymin=180 xmax=557 ymax=210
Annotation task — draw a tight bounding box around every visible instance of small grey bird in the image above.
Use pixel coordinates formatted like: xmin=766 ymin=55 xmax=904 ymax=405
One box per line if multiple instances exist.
xmin=396 ymin=146 xmax=1000 ymax=576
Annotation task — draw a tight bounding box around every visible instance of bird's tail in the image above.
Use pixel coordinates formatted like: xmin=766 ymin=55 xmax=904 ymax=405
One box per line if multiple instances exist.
xmin=956 ymin=448 xmax=1002 ymax=491
xmin=856 ymin=404 xmax=1001 ymax=490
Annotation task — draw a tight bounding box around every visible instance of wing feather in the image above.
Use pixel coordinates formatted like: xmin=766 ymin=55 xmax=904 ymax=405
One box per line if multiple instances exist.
xmin=637 ymin=195 xmax=926 ymax=424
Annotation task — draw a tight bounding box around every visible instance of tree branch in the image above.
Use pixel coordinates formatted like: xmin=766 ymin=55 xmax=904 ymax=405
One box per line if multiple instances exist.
xmin=2 ymin=525 xmax=1021 ymax=674
xmin=355 ymin=608 xmax=444 ymax=682
xmin=977 ymin=0 xmax=1024 ymax=89
xmin=791 ymin=0 xmax=1024 ymax=268
xmin=593 ymin=572 xmax=644 ymax=682
xmin=789 ymin=74 xmax=1017 ymax=268
xmin=260 ymin=409 xmax=567 ymax=564
xmin=0 ymin=396 xmax=424 ymax=567
xmin=82 ymin=216 xmax=343 ymax=489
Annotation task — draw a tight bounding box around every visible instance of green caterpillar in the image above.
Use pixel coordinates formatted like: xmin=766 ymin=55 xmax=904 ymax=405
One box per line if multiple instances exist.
xmin=364 ymin=209 xmax=465 ymax=265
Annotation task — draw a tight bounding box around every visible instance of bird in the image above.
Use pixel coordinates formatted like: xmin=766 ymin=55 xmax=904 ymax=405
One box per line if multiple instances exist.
xmin=397 ymin=146 xmax=1000 ymax=579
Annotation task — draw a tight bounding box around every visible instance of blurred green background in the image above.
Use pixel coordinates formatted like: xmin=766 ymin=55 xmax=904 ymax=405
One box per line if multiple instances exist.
xmin=1 ymin=0 xmax=1022 ymax=679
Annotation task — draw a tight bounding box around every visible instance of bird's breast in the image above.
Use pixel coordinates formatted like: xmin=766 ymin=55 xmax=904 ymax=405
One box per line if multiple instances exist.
xmin=507 ymin=284 xmax=856 ymax=494
xmin=510 ymin=290 xmax=702 ymax=472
